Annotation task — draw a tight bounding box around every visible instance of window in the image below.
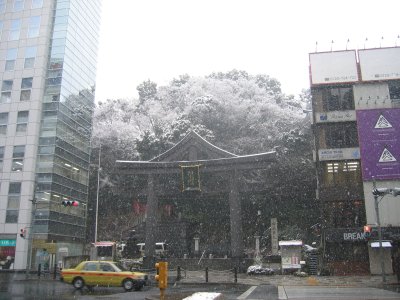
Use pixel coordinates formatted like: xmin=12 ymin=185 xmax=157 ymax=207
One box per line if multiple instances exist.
xmin=1 ymin=80 xmax=13 ymax=103
xmin=0 ymin=21 xmax=3 ymax=41
xmin=12 ymin=145 xmax=25 ymax=171
xmin=389 ymin=81 xmax=400 ymax=100
xmin=322 ymin=160 xmax=361 ymax=186
xmin=16 ymin=110 xmax=29 ymax=133
xmin=328 ymin=200 xmax=365 ymax=228
xmin=24 ymin=46 xmax=36 ymax=68
xmin=6 ymin=182 xmax=21 ymax=223
xmin=0 ymin=112 xmax=8 ymax=135
xmin=12 ymin=0 xmax=24 ymax=12
xmin=9 ymin=19 xmax=21 ymax=41
xmin=324 ymin=123 xmax=358 ymax=148
xmin=0 ymin=0 xmax=5 ymax=13
xmin=27 ymin=16 xmax=40 ymax=38
xmin=20 ymin=77 xmax=32 ymax=101
xmin=31 ymin=0 xmax=42 ymax=9
xmin=83 ymin=262 xmax=98 ymax=271
xmin=322 ymin=86 xmax=354 ymax=111
xmin=5 ymin=48 xmax=17 ymax=71
xmin=0 ymin=146 xmax=4 ymax=170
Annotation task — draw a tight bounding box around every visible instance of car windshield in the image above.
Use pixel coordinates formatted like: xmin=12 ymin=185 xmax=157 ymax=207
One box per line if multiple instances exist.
xmin=114 ymin=262 xmax=127 ymax=272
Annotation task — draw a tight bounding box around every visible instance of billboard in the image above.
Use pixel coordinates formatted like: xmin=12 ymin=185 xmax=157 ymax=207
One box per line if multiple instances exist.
xmin=359 ymin=47 xmax=400 ymax=81
xmin=309 ymin=51 xmax=358 ymax=85
xmin=357 ymin=108 xmax=400 ymax=180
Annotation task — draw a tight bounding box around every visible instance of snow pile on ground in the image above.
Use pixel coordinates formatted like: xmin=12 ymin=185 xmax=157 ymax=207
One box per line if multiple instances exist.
xmin=183 ymin=292 xmax=224 ymax=300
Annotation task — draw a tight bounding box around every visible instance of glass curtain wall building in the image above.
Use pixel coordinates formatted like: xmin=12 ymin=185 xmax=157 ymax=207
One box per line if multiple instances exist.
xmin=0 ymin=0 xmax=101 ymax=270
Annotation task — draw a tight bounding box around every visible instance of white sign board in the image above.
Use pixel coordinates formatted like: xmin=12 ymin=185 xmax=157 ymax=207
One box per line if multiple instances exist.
xmin=359 ymin=48 xmax=400 ymax=81
xmin=310 ymin=51 xmax=358 ymax=85
xmin=316 ymin=110 xmax=356 ymax=123
xmin=318 ymin=147 xmax=360 ymax=161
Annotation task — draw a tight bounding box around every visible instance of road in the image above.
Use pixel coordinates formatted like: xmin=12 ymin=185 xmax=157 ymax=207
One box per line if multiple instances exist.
xmin=1 ymin=272 xmax=400 ymax=299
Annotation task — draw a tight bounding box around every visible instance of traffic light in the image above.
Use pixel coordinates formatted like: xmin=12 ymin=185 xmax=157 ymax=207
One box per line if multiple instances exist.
xmin=62 ymin=200 xmax=79 ymax=207
xmin=391 ymin=188 xmax=400 ymax=196
xmin=372 ymin=188 xmax=391 ymax=196
xmin=363 ymin=225 xmax=372 ymax=238
xmin=20 ymin=228 xmax=26 ymax=238
xmin=155 ymin=261 xmax=168 ymax=289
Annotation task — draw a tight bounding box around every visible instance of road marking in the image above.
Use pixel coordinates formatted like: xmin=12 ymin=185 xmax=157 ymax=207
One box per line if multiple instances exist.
xmin=278 ymin=286 xmax=287 ymax=300
xmin=237 ymin=285 xmax=257 ymax=299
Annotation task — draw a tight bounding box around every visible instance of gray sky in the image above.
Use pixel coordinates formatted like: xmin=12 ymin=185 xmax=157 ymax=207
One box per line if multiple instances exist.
xmin=94 ymin=0 xmax=400 ymax=103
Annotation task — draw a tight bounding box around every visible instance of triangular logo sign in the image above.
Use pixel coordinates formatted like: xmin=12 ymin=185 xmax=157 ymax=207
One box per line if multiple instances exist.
xmin=378 ymin=148 xmax=397 ymax=163
xmin=374 ymin=115 xmax=392 ymax=129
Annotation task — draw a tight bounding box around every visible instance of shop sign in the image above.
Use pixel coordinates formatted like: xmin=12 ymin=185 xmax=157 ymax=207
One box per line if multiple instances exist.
xmin=325 ymin=228 xmax=367 ymax=242
xmin=316 ymin=110 xmax=356 ymax=123
xmin=0 ymin=239 xmax=16 ymax=247
xmin=318 ymin=148 xmax=360 ymax=161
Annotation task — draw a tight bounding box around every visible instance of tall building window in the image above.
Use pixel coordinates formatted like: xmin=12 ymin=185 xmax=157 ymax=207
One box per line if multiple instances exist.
xmin=27 ymin=16 xmax=40 ymax=38
xmin=324 ymin=123 xmax=358 ymax=148
xmin=16 ymin=110 xmax=29 ymax=134
xmin=0 ymin=112 xmax=8 ymax=135
xmin=0 ymin=0 xmax=6 ymax=13
xmin=0 ymin=21 xmax=3 ymax=40
xmin=9 ymin=19 xmax=21 ymax=41
xmin=389 ymin=81 xmax=400 ymax=100
xmin=0 ymin=146 xmax=4 ymax=170
xmin=12 ymin=145 xmax=25 ymax=171
xmin=31 ymin=0 xmax=42 ymax=9
xmin=5 ymin=48 xmax=17 ymax=71
xmin=322 ymin=86 xmax=354 ymax=111
xmin=6 ymin=182 xmax=21 ymax=223
xmin=24 ymin=46 xmax=36 ymax=69
xmin=1 ymin=80 xmax=13 ymax=103
xmin=322 ymin=160 xmax=361 ymax=186
xmin=12 ymin=0 xmax=24 ymax=12
xmin=20 ymin=77 xmax=32 ymax=101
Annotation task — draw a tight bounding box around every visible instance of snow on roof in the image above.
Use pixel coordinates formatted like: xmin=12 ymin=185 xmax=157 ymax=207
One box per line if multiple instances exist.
xmin=279 ymin=240 xmax=303 ymax=246
xmin=183 ymin=292 xmax=224 ymax=300
xmin=371 ymin=241 xmax=392 ymax=248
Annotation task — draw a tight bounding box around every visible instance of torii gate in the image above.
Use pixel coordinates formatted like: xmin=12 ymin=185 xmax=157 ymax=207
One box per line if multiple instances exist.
xmin=116 ymin=131 xmax=275 ymax=265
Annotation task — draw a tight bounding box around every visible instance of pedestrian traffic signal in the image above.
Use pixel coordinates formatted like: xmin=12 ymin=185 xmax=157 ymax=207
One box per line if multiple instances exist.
xmin=20 ymin=228 xmax=26 ymax=238
xmin=155 ymin=261 xmax=168 ymax=289
xmin=62 ymin=200 xmax=79 ymax=207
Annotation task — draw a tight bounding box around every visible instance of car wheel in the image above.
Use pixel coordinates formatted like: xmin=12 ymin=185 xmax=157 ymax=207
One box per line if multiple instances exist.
xmin=72 ymin=277 xmax=84 ymax=290
xmin=134 ymin=282 xmax=143 ymax=291
xmin=123 ymin=279 xmax=134 ymax=291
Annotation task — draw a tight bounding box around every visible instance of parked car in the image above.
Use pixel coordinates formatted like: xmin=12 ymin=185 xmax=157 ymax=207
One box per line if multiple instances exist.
xmin=60 ymin=260 xmax=148 ymax=291
xmin=247 ymin=265 xmax=274 ymax=275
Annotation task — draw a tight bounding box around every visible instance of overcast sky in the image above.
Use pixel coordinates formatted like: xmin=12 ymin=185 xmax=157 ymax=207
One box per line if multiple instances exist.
xmin=94 ymin=0 xmax=400 ymax=103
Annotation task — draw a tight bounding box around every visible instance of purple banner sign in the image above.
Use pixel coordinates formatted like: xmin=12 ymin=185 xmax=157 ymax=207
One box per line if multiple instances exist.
xmin=356 ymin=108 xmax=400 ymax=181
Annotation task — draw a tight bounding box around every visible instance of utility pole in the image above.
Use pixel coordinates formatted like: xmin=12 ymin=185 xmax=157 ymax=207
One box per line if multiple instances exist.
xmin=94 ymin=145 xmax=101 ymax=243
xmin=26 ymin=198 xmax=37 ymax=277
xmin=373 ymin=179 xmax=385 ymax=283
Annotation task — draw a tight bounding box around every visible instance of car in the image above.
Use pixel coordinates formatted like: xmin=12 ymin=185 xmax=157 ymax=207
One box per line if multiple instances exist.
xmin=60 ymin=260 xmax=148 ymax=291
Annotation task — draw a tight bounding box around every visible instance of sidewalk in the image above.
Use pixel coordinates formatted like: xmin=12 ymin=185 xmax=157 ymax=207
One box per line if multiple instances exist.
xmin=178 ymin=270 xmax=400 ymax=289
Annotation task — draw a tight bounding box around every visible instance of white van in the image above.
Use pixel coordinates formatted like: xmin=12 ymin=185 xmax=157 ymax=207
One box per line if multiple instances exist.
xmin=137 ymin=242 xmax=168 ymax=257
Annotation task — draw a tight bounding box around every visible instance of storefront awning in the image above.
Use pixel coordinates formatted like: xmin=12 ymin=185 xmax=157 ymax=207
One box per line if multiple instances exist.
xmin=370 ymin=241 xmax=392 ymax=248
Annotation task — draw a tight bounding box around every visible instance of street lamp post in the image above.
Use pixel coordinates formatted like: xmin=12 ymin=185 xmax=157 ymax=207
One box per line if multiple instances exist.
xmin=94 ymin=145 xmax=101 ymax=243
xmin=372 ymin=179 xmax=400 ymax=283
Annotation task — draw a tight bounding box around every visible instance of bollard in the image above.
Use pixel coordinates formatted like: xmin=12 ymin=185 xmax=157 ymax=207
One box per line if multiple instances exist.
xmin=177 ymin=266 xmax=181 ymax=281
xmin=53 ymin=263 xmax=57 ymax=280
xmin=234 ymin=267 xmax=237 ymax=283
xmin=205 ymin=267 xmax=208 ymax=283
xmin=38 ymin=264 xmax=41 ymax=277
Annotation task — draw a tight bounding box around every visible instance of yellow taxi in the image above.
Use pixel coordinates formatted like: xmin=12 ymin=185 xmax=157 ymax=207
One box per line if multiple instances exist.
xmin=60 ymin=260 xmax=148 ymax=291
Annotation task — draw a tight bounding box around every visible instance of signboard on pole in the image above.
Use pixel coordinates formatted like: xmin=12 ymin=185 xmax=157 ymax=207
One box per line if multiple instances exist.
xmin=271 ymin=218 xmax=278 ymax=255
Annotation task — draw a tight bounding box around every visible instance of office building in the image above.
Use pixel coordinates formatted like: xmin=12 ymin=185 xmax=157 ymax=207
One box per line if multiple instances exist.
xmin=309 ymin=47 xmax=400 ymax=275
xmin=0 ymin=0 xmax=101 ymax=270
